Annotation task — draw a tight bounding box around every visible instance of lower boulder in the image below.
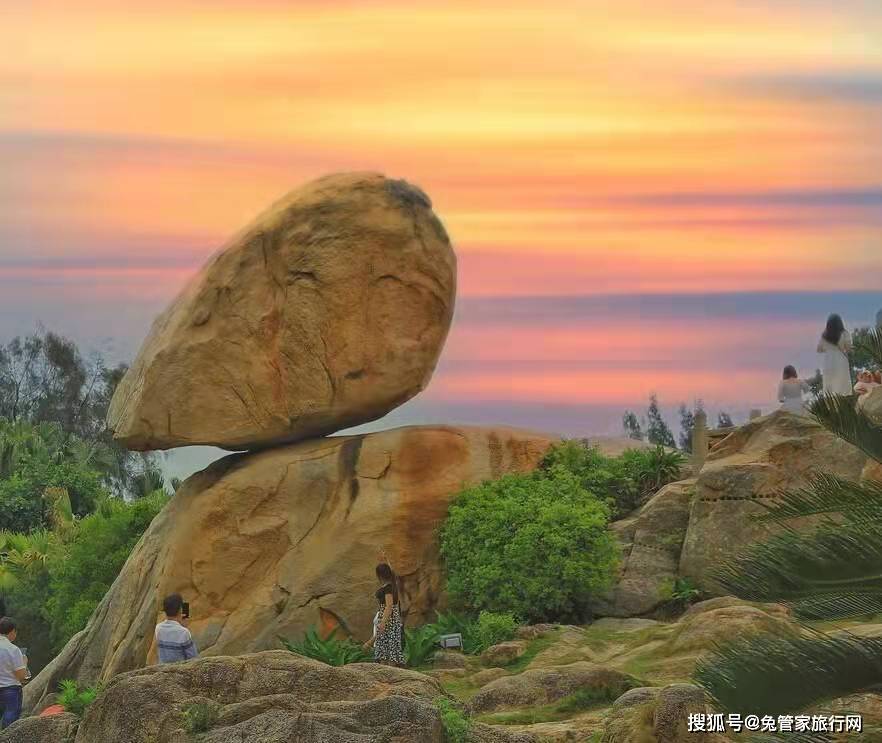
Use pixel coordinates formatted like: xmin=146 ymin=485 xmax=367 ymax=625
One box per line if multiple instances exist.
xmin=24 ymin=425 xmax=555 ymax=713
xmin=33 ymin=652 xmax=529 ymax=743
xmin=0 ymin=713 xmax=79 ymax=743
xmin=468 ymin=662 xmax=638 ymax=714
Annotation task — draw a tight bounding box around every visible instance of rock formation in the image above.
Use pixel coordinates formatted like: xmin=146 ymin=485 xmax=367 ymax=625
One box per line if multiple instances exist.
xmin=24 ymin=425 xmax=555 ymax=713
xmin=108 ymin=173 xmax=457 ymax=451
xmin=679 ymin=411 xmax=866 ymax=588
xmin=9 ymin=652 xmax=531 ymax=743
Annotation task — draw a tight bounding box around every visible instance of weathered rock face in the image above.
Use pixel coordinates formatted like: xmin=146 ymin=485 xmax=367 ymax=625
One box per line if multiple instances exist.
xmin=468 ymin=662 xmax=638 ymax=714
xmin=62 ymin=651 xmax=530 ymax=743
xmin=0 ymin=713 xmax=78 ymax=743
xmin=592 ymin=479 xmax=695 ymax=617
xmin=679 ymin=411 xmax=866 ymax=589
xmin=862 ymin=386 xmax=882 ymax=425
xmin=108 ymin=173 xmax=457 ymax=451
xmin=25 ymin=425 xmax=555 ymax=713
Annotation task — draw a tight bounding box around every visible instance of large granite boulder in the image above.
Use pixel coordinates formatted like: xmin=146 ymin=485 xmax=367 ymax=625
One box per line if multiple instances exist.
xmin=0 ymin=713 xmax=79 ymax=743
xmin=593 ymin=480 xmax=695 ymax=617
xmin=679 ymin=411 xmax=866 ymax=589
xmin=24 ymin=425 xmax=555 ymax=712
xmin=108 ymin=172 xmax=457 ymax=451
xmin=28 ymin=652 xmax=529 ymax=743
xmin=468 ymin=662 xmax=638 ymax=713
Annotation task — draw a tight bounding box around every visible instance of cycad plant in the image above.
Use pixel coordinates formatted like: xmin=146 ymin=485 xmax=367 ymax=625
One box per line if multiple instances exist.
xmin=694 ymin=328 xmax=882 ymax=718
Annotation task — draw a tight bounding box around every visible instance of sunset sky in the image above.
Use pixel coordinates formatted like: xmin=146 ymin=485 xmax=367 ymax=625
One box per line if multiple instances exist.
xmin=3 ymin=0 xmax=881 ymax=471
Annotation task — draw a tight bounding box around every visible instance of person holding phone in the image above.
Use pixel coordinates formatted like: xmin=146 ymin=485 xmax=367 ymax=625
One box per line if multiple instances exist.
xmin=0 ymin=617 xmax=29 ymax=729
xmin=155 ymin=594 xmax=198 ymax=664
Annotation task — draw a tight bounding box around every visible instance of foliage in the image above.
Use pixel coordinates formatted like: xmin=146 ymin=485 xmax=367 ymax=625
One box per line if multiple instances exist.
xmin=440 ymin=468 xmax=618 ymax=623
xmin=695 ymin=332 xmax=882 ymax=712
xmin=646 ymin=394 xmax=676 ymax=448
xmin=279 ymin=627 xmax=372 ymax=666
xmin=436 ymin=697 xmax=471 ymax=743
xmin=678 ymin=403 xmax=702 ymax=453
xmin=657 ymin=577 xmax=702 ymax=614
xmin=57 ymin=679 xmax=101 ymax=717
xmin=473 ymin=611 xmax=518 ymax=651
xmin=44 ymin=491 xmax=168 ymax=649
xmin=850 ymin=326 xmax=882 ymax=372
xmin=694 ymin=633 xmax=882 ymax=716
xmin=554 ymin=677 xmax=639 ymax=713
xmin=541 ymin=440 xmax=685 ymax=518
xmin=431 ymin=611 xmax=483 ymax=655
xmin=182 ymin=702 xmax=219 ymax=735
xmin=622 ymin=411 xmax=644 ymax=441
xmin=0 ymin=328 xmax=160 ymax=496
xmin=404 ymin=624 xmax=442 ymax=667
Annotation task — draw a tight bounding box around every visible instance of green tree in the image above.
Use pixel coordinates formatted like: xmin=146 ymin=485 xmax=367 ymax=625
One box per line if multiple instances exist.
xmin=440 ymin=467 xmax=618 ymax=623
xmin=646 ymin=394 xmax=676 ymax=448
xmin=850 ymin=326 xmax=882 ymax=372
xmin=693 ymin=328 xmax=882 ymax=722
xmin=622 ymin=411 xmax=644 ymax=441
xmin=44 ymin=492 xmax=168 ymax=648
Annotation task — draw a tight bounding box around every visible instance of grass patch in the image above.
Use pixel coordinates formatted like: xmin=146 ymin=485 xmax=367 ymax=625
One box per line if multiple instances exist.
xmin=502 ymin=632 xmax=560 ymax=673
xmin=436 ymin=697 xmax=470 ymax=743
xmin=182 ymin=702 xmax=219 ymax=735
xmin=440 ymin=676 xmax=484 ymax=702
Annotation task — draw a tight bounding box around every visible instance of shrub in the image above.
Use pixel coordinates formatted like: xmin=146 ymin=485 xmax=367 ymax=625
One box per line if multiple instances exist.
xmin=540 ymin=440 xmax=685 ymax=518
xmin=57 ymin=679 xmax=100 ymax=717
xmin=405 ymin=624 xmax=442 ymax=667
xmin=474 ymin=611 xmax=518 ymax=652
xmin=431 ymin=611 xmax=482 ymax=655
xmin=279 ymin=627 xmax=372 ymax=666
xmin=182 ymin=702 xmax=219 ymax=734
xmin=436 ymin=697 xmax=470 ymax=743
xmin=440 ymin=468 xmax=618 ymax=623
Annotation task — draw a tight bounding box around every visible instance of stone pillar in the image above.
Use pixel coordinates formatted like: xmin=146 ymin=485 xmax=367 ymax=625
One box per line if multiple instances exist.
xmin=692 ymin=409 xmax=709 ymax=476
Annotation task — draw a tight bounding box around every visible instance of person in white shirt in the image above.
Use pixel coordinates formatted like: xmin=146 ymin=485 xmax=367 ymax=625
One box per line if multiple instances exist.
xmin=0 ymin=617 xmax=29 ymax=729
xmin=817 ymin=313 xmax=852 ymax=395
xmin=154 ymin=594 xmax=198 ymax=664
xmin=778 ymin=365 xmax=811 ymax=415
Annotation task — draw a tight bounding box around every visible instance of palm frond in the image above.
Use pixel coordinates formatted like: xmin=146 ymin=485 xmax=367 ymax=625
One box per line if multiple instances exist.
xmin=790 ymin=591 xmax=882 ymax=621
xmin=755 ymin=473 xmax=882 ymax=524
xmin=711 ymin=521 xmax=882 ymax=619
xmin=810 ymin=394 xmax=882 ymax=464
xmin=855 ymin=327 xmax=882 ymax=369
xmin=694 ymin=632 xmax=882 ymax=715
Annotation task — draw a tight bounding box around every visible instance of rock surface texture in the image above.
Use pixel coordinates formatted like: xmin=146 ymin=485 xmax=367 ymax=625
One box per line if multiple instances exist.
xmin=108 ymin=172 xmax=457 ymax=451
xmin=24 ymin=425 xmax=555 ymax=712
xmin=6 ymin=652 xmax=532 ymax=743
xmin=678 ymin=411 xmax=866 ymax=590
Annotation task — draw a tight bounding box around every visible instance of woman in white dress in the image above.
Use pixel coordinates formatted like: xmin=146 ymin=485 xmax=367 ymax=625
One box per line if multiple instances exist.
xmin=778 ymin=365 xmax=811 ymax=415
xmin=817 ymin=313 xmax=852 ymax=395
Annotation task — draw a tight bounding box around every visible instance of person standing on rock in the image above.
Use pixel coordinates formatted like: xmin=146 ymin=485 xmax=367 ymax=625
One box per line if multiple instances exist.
xmin=155 ymin=594 xmax=198 ymax=664
xmin=817 ymin=313 xmax=853 ymax=395
xmin=0 ymin=617 xmax=29 ymax=729
xmin=363 ymin=564 xmax=405 ymax=667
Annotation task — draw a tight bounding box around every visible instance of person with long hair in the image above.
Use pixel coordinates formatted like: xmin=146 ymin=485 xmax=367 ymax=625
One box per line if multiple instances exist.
xmin=778 ymin=365 xmax=811 ymax=415
xmin=363 ymin=563 xmax=404 ymax=666
xmin=817 ymin=313 xmax=852 ymax=395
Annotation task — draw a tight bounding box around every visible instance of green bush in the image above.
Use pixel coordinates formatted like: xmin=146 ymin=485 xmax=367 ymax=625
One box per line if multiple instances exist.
xmin=44 ymin=491 xmax=168 ymax=649
xmin=404 ymin=624 xmax=441 ymax=668
xmin=279 ymin=627 xmax=372 ymax=666
xmin=431 ymin=611 xmax=482 ymax=655
xmin=440 ymin=468 xmax=618 ymax=623
xmin=57 ymin=679 xmax=100 ymax=717
xmin=182 ymin=702 xmax=219 ymax=734
xmin=540 ymin=441 xmax=685 ymax=518
xmin=436 ymin=697 xmax=470 ymax=743
xmin=474 ymin=611 xmax=517 ymax=652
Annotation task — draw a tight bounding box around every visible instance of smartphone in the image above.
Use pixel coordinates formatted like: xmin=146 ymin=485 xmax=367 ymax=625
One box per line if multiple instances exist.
xmin=181 ymin=602 xmax=190 ymax=619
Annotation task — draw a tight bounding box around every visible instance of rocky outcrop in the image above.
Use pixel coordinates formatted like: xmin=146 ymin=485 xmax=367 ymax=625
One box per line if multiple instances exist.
xmin=593 ymin=480 xmax=695 ymax=617
xmin=25 ymin=652 xmax=529 ymax=743
xmin=468 ymin=662 xmax=638 ymax=713
xmin=679 ymin=411 xmax=866 ymax=590
xmin=0 ymin=713 xmax=78 ymax=743
xmin=603 ymin=683 xmax=721 ymax=743
xmin=108 ymin=173 xmax=457 ymax=451
xmin=25 ymin=425 xmax=555 ymax=713
xmin=481 ymin=641 xmax=528 ymax=667
xmin=862 ymin=386 xmax=882 ymax=425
